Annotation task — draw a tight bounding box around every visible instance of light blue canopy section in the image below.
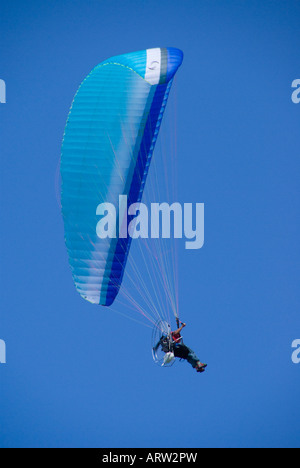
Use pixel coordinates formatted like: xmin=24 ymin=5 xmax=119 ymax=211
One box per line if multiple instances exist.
xmin=61 ymin=48 xmax=183 ymax=305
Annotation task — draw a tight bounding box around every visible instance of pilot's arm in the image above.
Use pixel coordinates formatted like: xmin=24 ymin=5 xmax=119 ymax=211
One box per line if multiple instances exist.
xmin=173 ymin=322 xmax=186 ymax=335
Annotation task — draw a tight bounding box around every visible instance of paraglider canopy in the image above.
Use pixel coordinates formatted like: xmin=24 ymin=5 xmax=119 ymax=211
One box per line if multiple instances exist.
xmin=61 ymin=47 xmax=183 ymax=308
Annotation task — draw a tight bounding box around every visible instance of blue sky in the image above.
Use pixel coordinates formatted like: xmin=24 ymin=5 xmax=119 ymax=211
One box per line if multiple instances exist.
xmin=0 ymin=0 xmax=299 ymax=448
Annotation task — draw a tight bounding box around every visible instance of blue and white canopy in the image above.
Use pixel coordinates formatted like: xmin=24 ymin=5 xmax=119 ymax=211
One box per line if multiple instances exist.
xmin=61 ymin=47 xmax=183 ymax=306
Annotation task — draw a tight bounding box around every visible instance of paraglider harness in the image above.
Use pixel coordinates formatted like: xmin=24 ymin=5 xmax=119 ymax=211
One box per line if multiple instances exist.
xmin=152 ymin=318 xmax=186 ymax=367
xmin=159 ymin=318 xmax=183 ymax=354
xmin=160 ymin=334 xmax=175 ymax=354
